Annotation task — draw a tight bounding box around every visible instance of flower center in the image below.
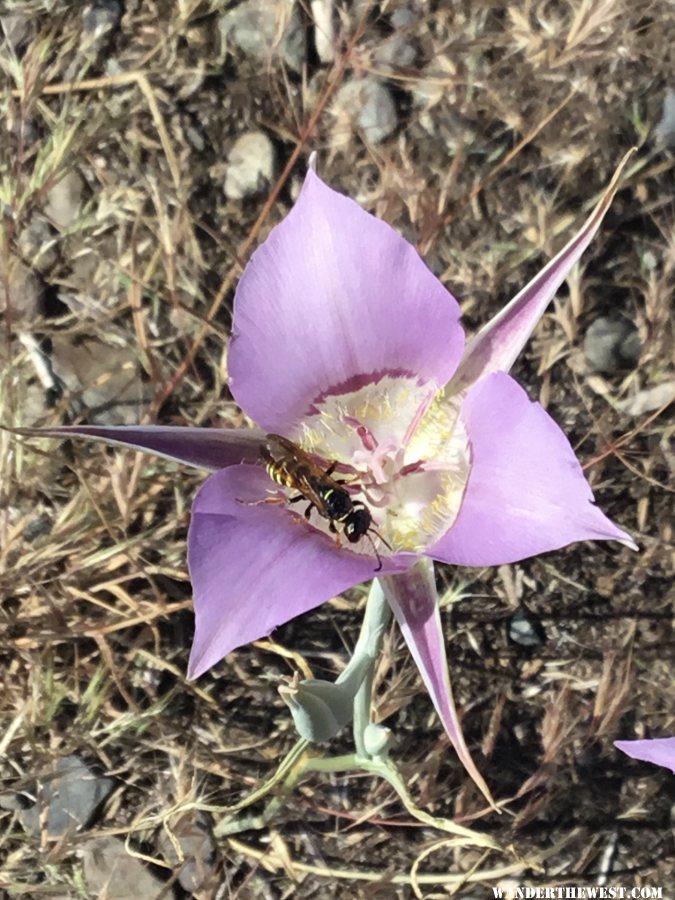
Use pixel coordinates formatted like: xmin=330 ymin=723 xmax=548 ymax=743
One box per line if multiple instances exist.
xmin=291 ymin=375 xmax=470 ymax=555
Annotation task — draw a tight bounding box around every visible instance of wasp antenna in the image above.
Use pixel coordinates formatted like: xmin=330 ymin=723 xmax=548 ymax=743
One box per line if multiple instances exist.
xmin=370 ymin=526 xmax=393 ymax=552
xmin=365 ymin=531 xmax=383 ymax=572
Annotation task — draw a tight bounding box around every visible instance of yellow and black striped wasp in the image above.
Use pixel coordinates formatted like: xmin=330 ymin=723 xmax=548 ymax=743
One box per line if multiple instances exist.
xmin=260 ymin=434 xmax=389 ymax=571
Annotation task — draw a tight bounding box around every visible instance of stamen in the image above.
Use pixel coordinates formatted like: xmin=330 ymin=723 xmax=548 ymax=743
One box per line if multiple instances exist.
xmin=342 ymin=415 xmax=378 ymax=451
xmin=402 ymin=386 xmax=437 ymax=448
xmin=399 ymin=459 xmax=426 ymax=477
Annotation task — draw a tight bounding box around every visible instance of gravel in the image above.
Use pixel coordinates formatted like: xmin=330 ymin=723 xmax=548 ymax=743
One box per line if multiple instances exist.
xmin=583 ymin=316 xmax=642 ymax=374
xmin=224 ymin=130 xmax=276 ymax=200
xmin=332 ymin=77 xmax=398 ymax=145
xmin=220 ymin=0 xmax=304 ymax=71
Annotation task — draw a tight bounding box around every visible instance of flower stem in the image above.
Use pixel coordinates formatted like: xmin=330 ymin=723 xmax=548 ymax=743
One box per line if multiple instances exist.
xmin=352 ymin=578 xmax=391 ymax=757
xmin=304 ymin=753 xmax=497 ymax=847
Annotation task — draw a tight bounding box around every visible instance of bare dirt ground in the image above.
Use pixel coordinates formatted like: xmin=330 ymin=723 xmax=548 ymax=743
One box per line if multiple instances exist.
xmin=1 ymin=1 xmax=673 ymax=897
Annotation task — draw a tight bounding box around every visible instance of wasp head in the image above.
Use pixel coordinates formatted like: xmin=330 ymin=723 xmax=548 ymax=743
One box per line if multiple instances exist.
xmin=343 ymin=507 xmax=372 ymax=543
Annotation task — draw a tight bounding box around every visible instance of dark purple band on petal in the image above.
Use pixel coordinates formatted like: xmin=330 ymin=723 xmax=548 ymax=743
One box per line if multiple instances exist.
xmin=306 ymin=369 xmax=426 ymax=414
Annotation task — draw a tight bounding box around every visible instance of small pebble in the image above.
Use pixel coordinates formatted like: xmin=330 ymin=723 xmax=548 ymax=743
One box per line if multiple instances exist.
xmin=23 ymin=512 xmax=53 ymax=542
xmin=373 ymin=34 xmax=416 ymax=72
xmin=333 ymin=77 xmax=398 ymax=145
xmin=224 ymin=131 xmax=276 ymax=201
xmin=157 ymin=813 xmax=217 ymax=893
xmin=50 ymin=336 xmax=151 ymax=424
xmin=583 ymin=316 xmax=642 ymax=374
xmin=507 ymin=608 xmax=546 ymax=649
xmin=0 ymin=255 xmax=42 ymax=319
xmin=220 ymin=0 xmax=304 ymax=72
xmin=44 ymin=169 xmax=85 ymax=230
xmin=311 ymin=0 xmax=335 ymax=63
xmin=185 ymin=123 xmax=205 ymax=152
xmin=391 ymin=7 xmax=416 ymax=28
xmin=105 ymin=57 xmax=124 ymax=77
xmin=17 ymin=216 xmax=59 ymax=275
xmin=82 ymin=0 xmax=122 ymax=39
xmin=186 ymin=23 xmax=210 ymax=49
xmin=655 ymin=88 xmax=675 ymax=148
xmin=18 ymin=755 xmax=115 ymax=837
xmin=0 ymin=12 xmax=32 ymax=48
xmin=80 ymin=837 xmax=166 ymax=899
xmin=68 ymin=1 xmax=122 ymax=78
xmin=373 ymin=8 xmax=416 ymax=72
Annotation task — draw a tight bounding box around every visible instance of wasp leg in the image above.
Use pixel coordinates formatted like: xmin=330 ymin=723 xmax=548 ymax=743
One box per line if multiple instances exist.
xmin=236 ymin=494 xmax=285 ymax=507
xmin=324 ymin=462 xmax=358 ymax=482
xmin=286 ymin=495 xmax=316 ymax=519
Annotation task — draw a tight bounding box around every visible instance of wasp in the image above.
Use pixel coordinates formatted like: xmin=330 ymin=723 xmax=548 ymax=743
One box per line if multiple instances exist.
xmin=260 ymin=434 xmax=389 ymax=571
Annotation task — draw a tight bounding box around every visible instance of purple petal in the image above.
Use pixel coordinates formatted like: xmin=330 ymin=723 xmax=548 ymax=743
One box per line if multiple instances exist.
xmin=381 ymin=559 xmax=494 ymax=806
xmin=615 ymin=738 xmax=675 ymax=773
xmin=429 ymin=372 xmax=636 ymax=566
xmin=187 ymin=465 xmax=409 ymax=678
xmin=228 ymin=169 xmax=464 ymax=432
xmin=449 ymin=151 xmax=636 ymax=393
xmin=11 ymin=424 xmax=264 ymax=470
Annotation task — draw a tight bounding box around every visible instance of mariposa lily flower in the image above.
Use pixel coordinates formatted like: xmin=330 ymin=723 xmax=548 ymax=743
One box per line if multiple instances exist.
xmin=20 ymin=153 xmax=636 ymax=802
xmin=615 ymin=737 xmax=675 ymax=773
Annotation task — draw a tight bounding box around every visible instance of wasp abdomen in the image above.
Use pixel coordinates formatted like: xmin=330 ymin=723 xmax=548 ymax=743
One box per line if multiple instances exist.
xmin=265 ymin=461 xmax=287 ymax=485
